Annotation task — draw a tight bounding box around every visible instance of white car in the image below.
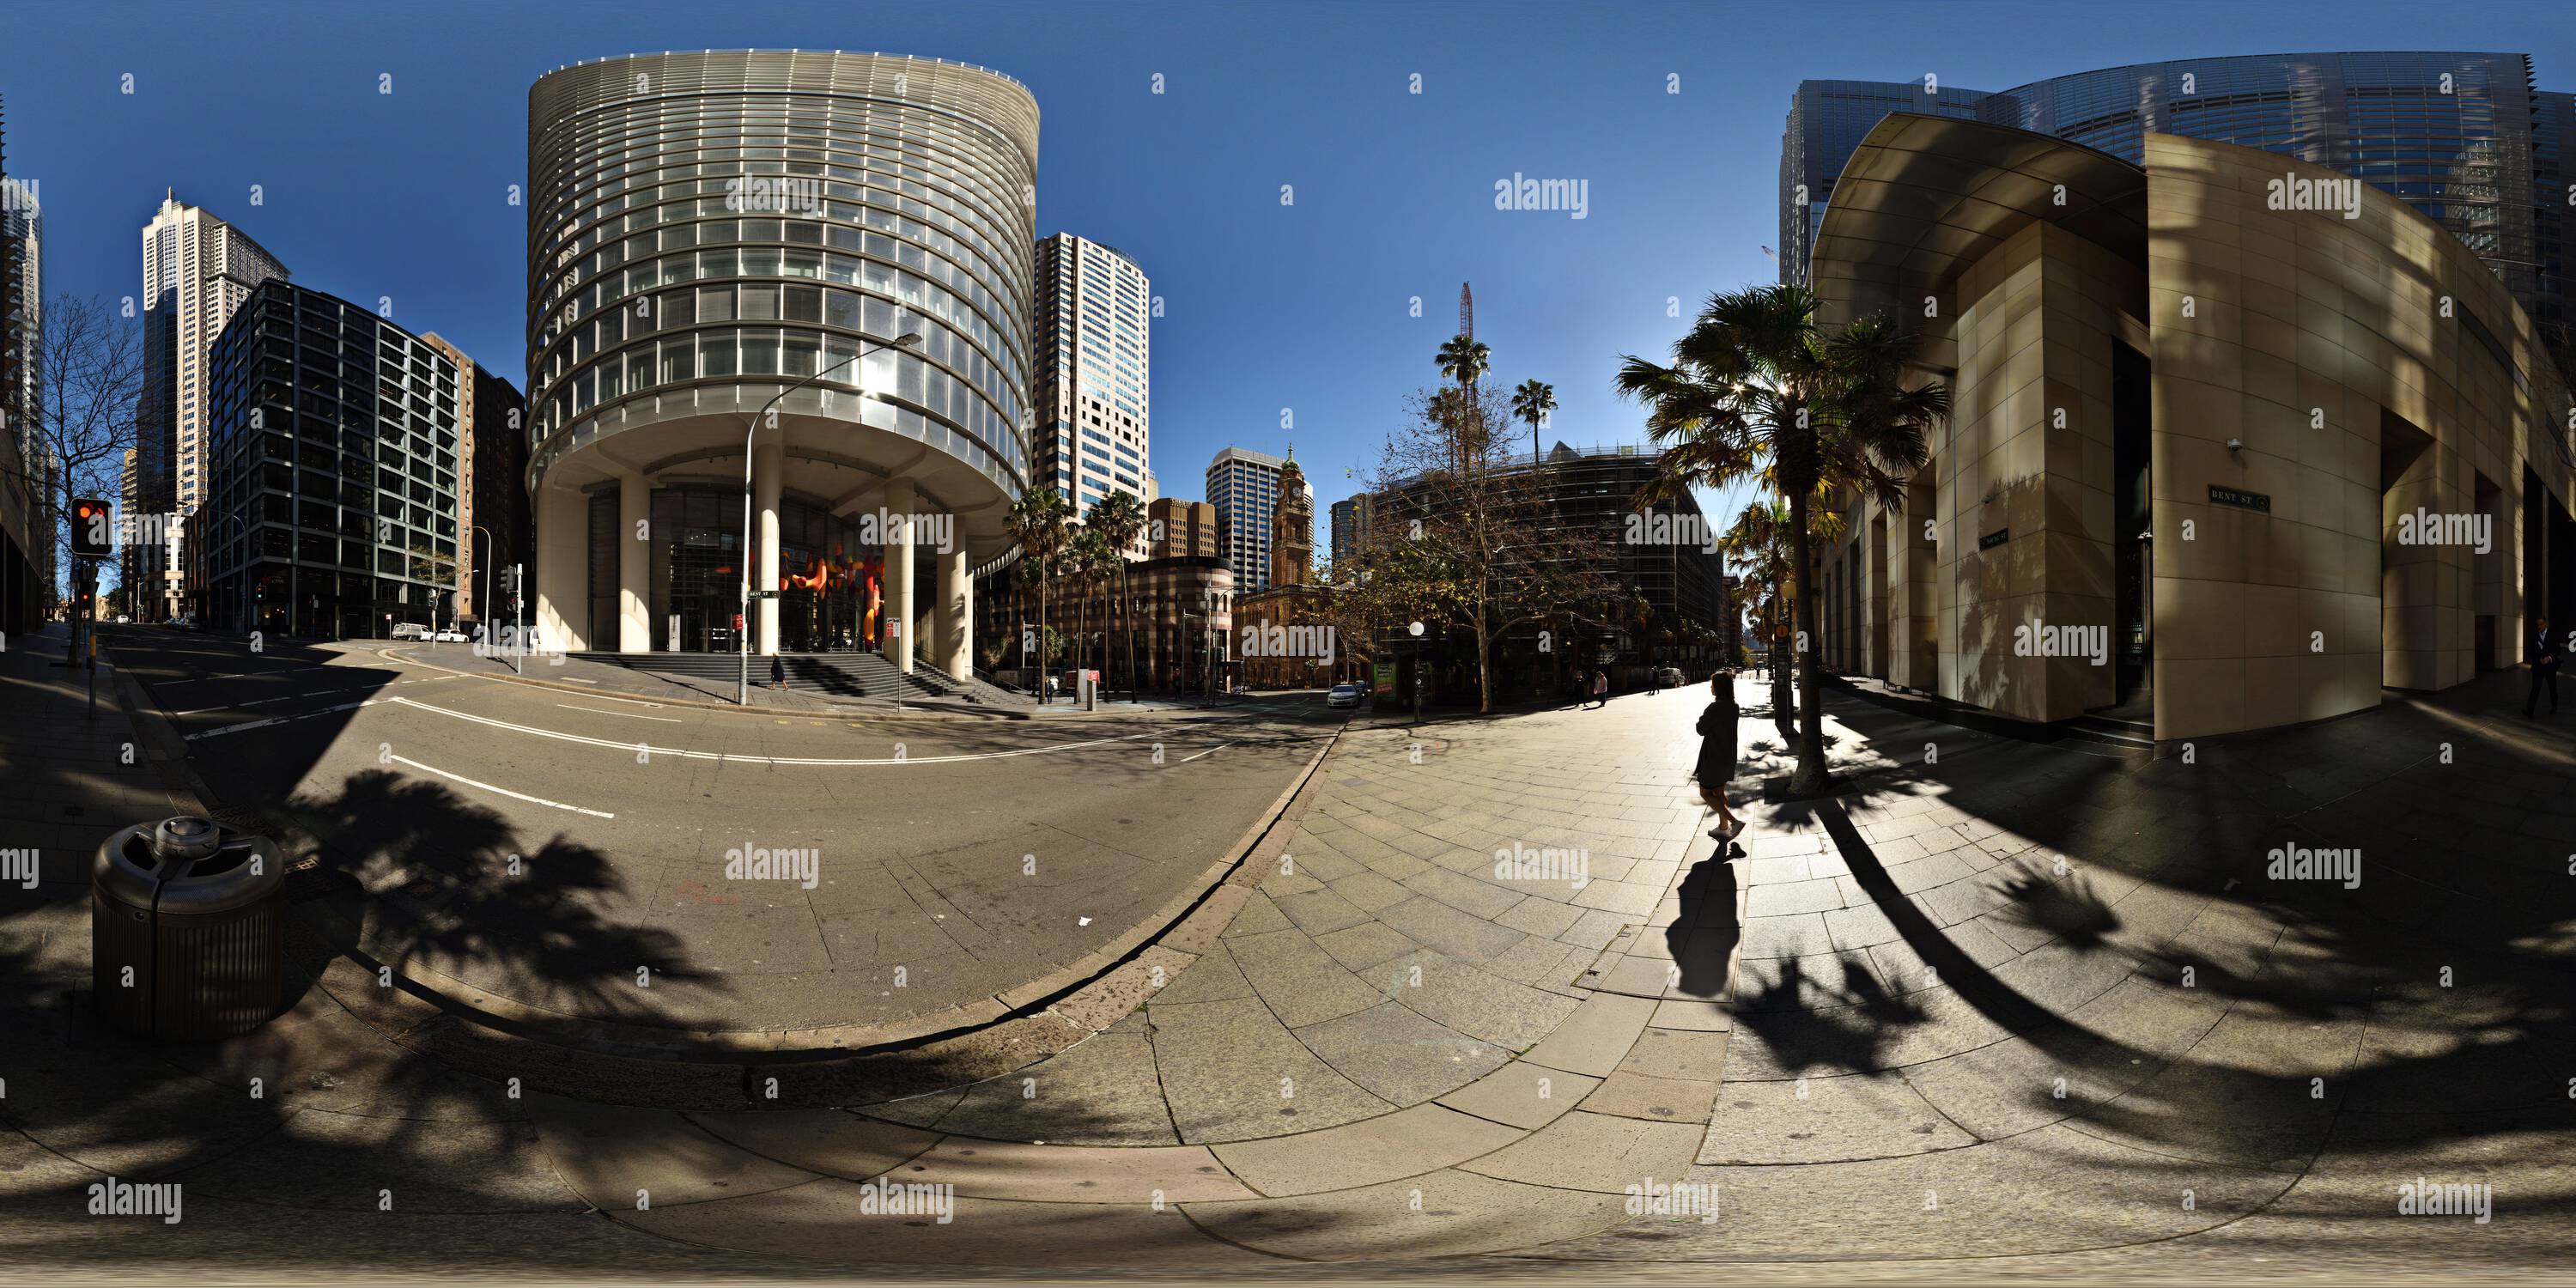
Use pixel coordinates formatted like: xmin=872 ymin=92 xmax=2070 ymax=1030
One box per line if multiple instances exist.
xmin=431 ymin=627 xmax=470 ymax=642
xmin=115 ymin=614 xmax=131 ymax=624
xmin=390 ymin=623 xmax=430 ymax=641
xmin=1326 ymin=683 xmax=1368 ymax=709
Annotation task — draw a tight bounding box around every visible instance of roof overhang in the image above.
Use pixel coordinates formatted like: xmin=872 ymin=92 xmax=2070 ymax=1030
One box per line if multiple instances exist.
xmin=1809 ymin=115 xmax=2147 ymax=325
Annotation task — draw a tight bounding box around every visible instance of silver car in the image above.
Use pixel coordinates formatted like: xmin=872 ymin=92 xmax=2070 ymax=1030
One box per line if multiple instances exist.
xmin=1326 ymin=683 xmax=1367 ymax=709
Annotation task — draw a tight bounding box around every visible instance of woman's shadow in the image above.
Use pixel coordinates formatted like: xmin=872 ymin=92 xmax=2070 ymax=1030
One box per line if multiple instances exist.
xmin=1663 ymin=852 xmax=1741 ymax=1001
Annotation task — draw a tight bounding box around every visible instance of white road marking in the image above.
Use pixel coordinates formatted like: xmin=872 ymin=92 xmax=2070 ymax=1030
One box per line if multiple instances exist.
xmin=564 ymin=691 xmax=666 ymax=708
xmin=156 ymin=665 xmax=344 ymax=687
xmin=1179 ymin=741 xmax=1235 ymax=762
xmin=387 ymin=696 xmax=1152 ymax=765
xmin=385 ymin=752 xmax=615 ymax=818
xmin=173 ymin=683 xmax=380 ymax=716
xmin=185 ymin=698 xmax=389 ymax=740
xmin=557 ymin=702 xmax=682 ymax=723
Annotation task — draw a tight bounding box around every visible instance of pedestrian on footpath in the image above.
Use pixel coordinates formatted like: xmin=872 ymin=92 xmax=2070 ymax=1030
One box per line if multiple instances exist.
xmin=769 ymin=654 xmax=787 ymax=691
xmin=2526 ymin=615 xmax=2560 ymax=718
xmin=1591 ymin=667 xmax=1609 ymax=709
xmin=1697 ymin=670 xmax=1743 ymax=842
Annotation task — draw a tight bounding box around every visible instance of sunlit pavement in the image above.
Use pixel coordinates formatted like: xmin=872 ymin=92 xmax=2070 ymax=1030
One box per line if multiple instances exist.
xmin=3 ymin=627 xmax=2571 ymax=1280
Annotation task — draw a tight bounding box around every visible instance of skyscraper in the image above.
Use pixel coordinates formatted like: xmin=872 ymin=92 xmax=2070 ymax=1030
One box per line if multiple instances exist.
xmin=1032 ymin=233 xmax=1151 ymax=519
xmin=1777 ymin=79 xmax=1990 ymax=289
xmin=203 ymin=280 xmax=466 ymax=638
xmin=524 ymin=52 xmax=1035 ymax=677
xmin=1779 ymin=52 xmax=2572 ymax=372
xmin=139 ymin=191 xmax=288 ymax=619
xmin=1206 ymin=446 xmax=1285 ymax=593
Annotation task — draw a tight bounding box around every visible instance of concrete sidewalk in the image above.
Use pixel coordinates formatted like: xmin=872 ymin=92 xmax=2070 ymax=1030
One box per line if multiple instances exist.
xmin=3 ymin=655 xmax=2571 ymax=1280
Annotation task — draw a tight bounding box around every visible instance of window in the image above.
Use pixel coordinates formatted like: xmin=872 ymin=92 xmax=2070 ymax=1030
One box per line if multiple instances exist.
xmin=699 ymin=332 xmax=736 ymax=378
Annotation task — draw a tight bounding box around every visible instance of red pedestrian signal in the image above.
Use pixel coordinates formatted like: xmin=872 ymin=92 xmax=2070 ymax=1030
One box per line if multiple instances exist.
xmin=69 ymin=499 xmax=114 ymax=558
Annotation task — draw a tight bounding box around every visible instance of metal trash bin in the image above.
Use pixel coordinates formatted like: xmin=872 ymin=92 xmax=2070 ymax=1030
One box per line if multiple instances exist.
xmin=92 ymin=816 xmax=288 ymax=1040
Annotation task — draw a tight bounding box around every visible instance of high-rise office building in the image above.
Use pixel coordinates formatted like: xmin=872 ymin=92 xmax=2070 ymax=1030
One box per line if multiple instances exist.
xmin=1779 ymin=52 xmax=2572 ymax=372
xmin=1778 ymin=80 xmax=1990 ymax=289
xmin=525 ymin=52 xmax=1035 ymax=677
xmin=1327 ymin=494 xmax=1373 ymax=578
xmin=1206 ymin=446 xmax=1285 ymax=593
xmin=1032 ymin=233 xmax=1150 ymax=519
xmin=139 ymin=191 xmax=289 ymax=619
xmin=0 ymin=105 xmax=40 ymax=635
xmin=3 ymin=176 xmax=36 ymax=421
xmin=203 ymin=280 xmax=467 ymax=638
xmin=417 ymin=334 xmax=529 ymax=629
xmin=1146 ymin=496 xmax=1217 ymax=560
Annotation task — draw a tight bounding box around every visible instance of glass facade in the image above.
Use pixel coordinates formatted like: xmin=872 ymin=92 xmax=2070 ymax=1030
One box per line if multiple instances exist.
xmin=580 ymin=483 xmax=897 ymax=653
xmin=1777 ymin=80 xmax=1990 ymax=288
xmin=203 ymin=281 xmax=463 ymax=637
xmin=1780 ymin=52 xmax=2573 ymax=376
xmin=525 ymin=51 xmax=1037 ymax=500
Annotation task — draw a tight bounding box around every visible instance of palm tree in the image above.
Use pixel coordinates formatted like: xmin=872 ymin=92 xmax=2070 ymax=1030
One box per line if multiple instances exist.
xmin=1066 ymin=528 xmax=1118 ymax=680
xmin=1617 ymin=285 xmax=1946 ymax=795
xmin=1005 ymin=487 xmax=1073 ymax=697
xmin=1719 ymin=497 xmax=1841 ymax=739
xmin=1510 ymin=379 xmax=1557 ymax=465
xmin=1085 ymin=490 xmax=1147 ymax=700
xmin=1437 ymin=334 xmax=1492 ymax=451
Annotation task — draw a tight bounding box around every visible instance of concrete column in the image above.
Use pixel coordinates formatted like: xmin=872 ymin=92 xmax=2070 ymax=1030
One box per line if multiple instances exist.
xmin=755 ymin=440 xmax=782 ymax=655
xmin=936 ymin=540 xmax=970 ymax=680
xmin=884 ymin=477 xmax=916 ymax=673
xmin=533 ymin=483 xmax=587 ymax=653
xmin=619 ymin=473 xmax=651 ymax=653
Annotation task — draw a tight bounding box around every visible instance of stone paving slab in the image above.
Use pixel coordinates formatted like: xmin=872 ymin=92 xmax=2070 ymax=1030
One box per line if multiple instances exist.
xmin=686 ymin=1108 xmax=942 ymax=1180
xmin=532 ymin=1097 xmax=821 ymax=1209
xmin=1209 ymin=1103 xmax=1523 ymax=1197
xmin=1181 ymin=1166 xmax=1633 ymax=1261
xmin=167 ymin=1107 xmax=581 ymax=1213
xmin=901 ymin=1137 xmax=1257 ymax=1203
xmin=620 ymin=1182 xmax=1279 ymax=1268
xmin=1459 ymin=1109 xmax=1702 ymax=1192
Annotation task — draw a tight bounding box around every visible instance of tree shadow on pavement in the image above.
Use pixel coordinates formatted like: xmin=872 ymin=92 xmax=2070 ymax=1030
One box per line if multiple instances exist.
xmin=1735 ymin=675 xmax=2576 ymax=1205
xmin=282 ymin=769 xmax=719 ymax=1026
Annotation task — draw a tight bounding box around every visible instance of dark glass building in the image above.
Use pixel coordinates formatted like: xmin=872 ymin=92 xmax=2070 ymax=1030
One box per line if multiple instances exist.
xmin=202 ymin=280 xmax=465 ymax=638
xmin=1778 ymin=79 xmax=1991 ymax=289
xmin=1780 ymin=52 xmax=2573 ymax=372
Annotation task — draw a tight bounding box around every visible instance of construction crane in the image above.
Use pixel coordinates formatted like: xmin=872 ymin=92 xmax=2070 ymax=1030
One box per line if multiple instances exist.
xmin=1458 ymin=282 xmax=1473 ymax=340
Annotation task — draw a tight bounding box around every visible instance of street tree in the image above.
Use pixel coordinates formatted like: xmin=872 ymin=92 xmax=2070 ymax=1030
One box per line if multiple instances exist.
xmin=0 ymin=295 xmax=146 ymax=664
xmin=1334 ymin=380 xmax=1620 ymax=714
xmin=1617 ymin=285 xmax=1945 ymax=795
xmin=1005 ymin=486 xmax=1073 ymax=692
xmin=1084 ymin=489 xmax=1146 ymax=698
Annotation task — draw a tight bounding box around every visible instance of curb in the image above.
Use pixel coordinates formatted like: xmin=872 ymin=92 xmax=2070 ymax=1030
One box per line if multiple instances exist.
xmin=92 ymin=631 xmax=1350 ymax=1106
xmin=312 ymin=723 xmax=1342 ymax=1063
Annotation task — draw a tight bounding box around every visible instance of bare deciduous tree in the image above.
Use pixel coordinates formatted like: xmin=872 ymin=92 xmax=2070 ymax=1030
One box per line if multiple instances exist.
xmin=0 ymin=295 xmax=145 ymax=661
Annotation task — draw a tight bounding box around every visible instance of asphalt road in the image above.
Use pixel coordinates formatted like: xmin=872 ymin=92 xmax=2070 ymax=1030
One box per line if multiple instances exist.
xmin=103 ymin=626 xmax=1341 ymax=1041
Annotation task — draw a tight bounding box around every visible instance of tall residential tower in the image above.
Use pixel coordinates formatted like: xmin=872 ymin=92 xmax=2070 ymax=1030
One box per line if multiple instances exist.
xmin=139 ymin=191 xmax=289 ymax=619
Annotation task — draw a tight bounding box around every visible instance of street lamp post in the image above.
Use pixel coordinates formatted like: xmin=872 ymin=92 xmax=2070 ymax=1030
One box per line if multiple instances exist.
xmin=737 ymin=331 xmax=921 ymax=706
xmin=1407 ymin=619 xmax=1425 ymax=729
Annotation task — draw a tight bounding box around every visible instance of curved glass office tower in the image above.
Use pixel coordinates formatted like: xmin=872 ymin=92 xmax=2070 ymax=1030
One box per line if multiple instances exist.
xmin=525 ymin=51 xmax=1036 ymax=671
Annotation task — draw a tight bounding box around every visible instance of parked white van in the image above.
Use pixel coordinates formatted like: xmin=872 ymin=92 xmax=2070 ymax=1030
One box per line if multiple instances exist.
xmin=390 ymin=623 xmax=431 ymax=641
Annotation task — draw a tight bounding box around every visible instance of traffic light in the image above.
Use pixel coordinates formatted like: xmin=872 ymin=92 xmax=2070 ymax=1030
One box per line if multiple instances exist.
xmin=70 ymin=498 xmax=114 ymax=558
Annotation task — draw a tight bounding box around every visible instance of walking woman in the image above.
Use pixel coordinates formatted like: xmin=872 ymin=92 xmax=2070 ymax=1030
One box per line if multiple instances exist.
xmin=1697 ymin=670 xmax=1743 ymax=841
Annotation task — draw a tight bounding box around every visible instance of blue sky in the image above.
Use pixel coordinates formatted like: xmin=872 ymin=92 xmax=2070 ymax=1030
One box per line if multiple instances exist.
xmin=8 ymin=0 xmax=2576 ymax=540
